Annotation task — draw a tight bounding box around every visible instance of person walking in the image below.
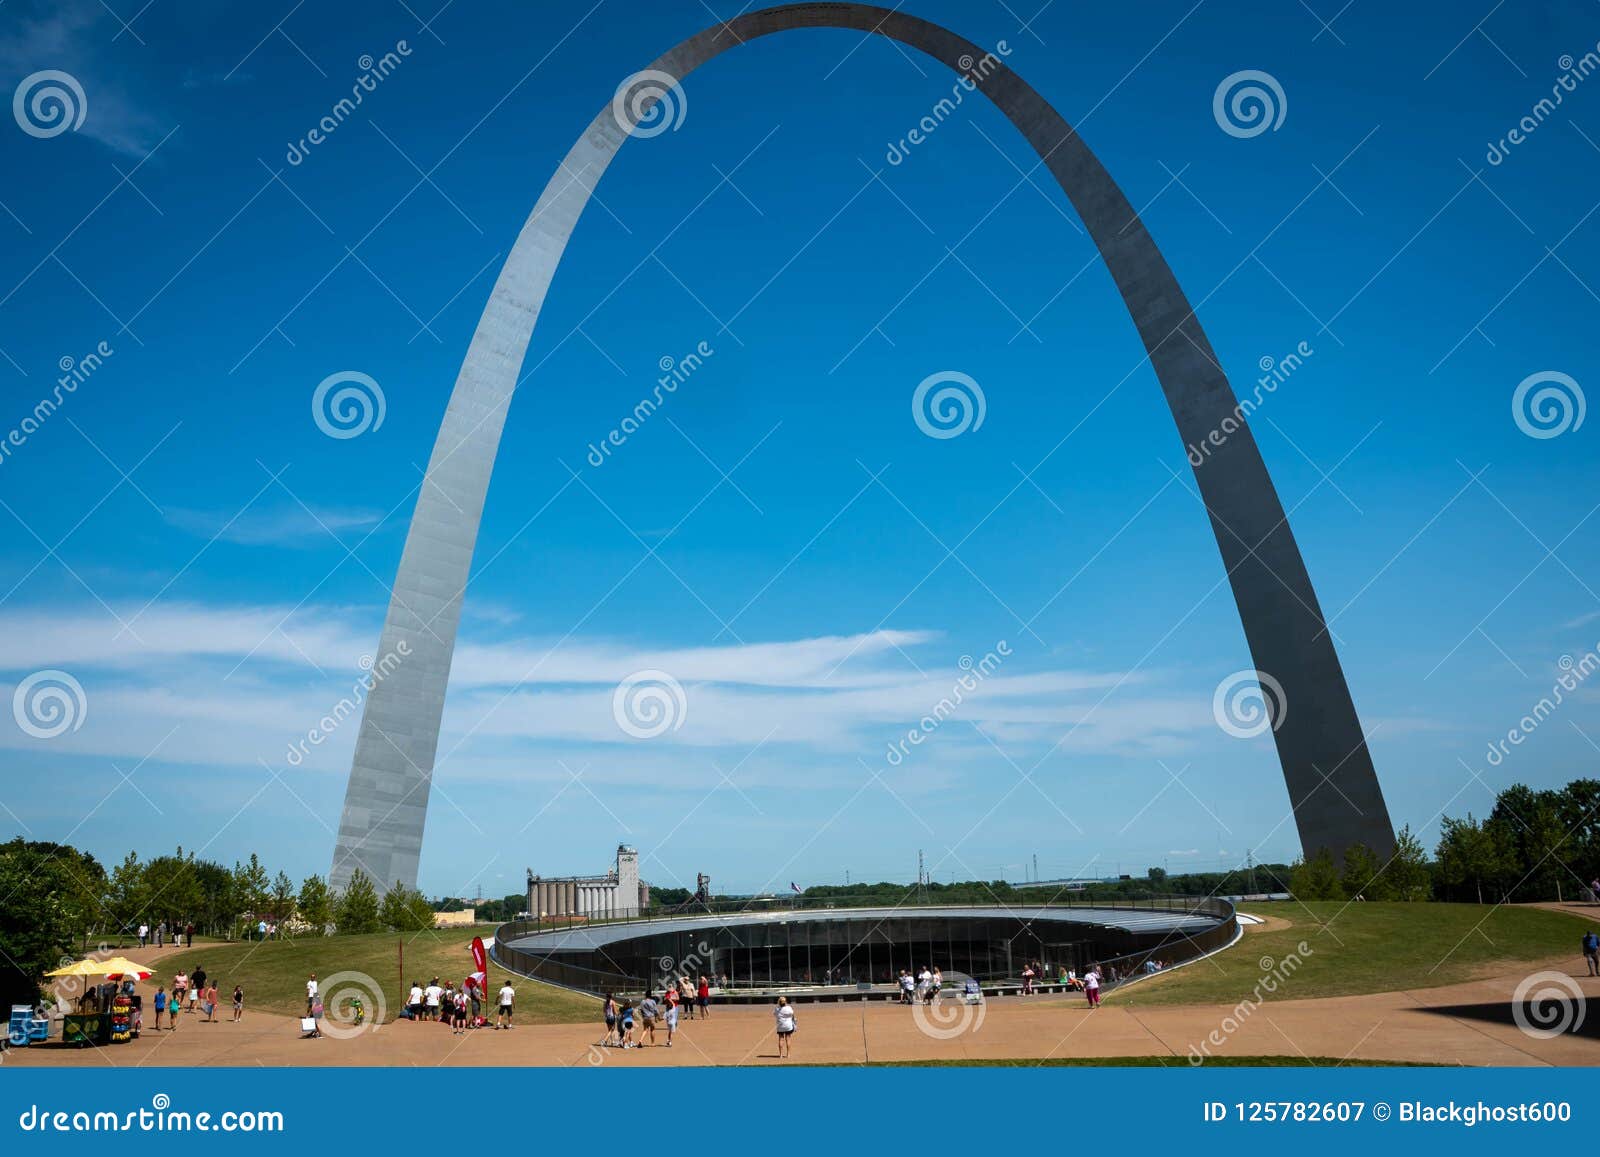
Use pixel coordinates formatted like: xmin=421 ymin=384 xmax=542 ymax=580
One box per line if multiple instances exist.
xmin=679 ymin=975 xmax=696 ymax=1019
xmin=619 ymin=998 xmax=636 ymax=1048
xmin=304 ymin=973 xmax=318 ymax=1017
xmin=203 ymin=983 xmax=219 ymax=1022
xmin=496 ymin=979 xmax=516 ymax=1029
xmin=1085 ymin=965 xmax=1102 ymax=1008
xmin=137 ymin=922 xmax=148 ymax=949
xmin=184 ymin=922 xmax=194 ymax=948
xmin=639 ymin=991 xmax=660 ymax=1046
xmin=152 ymin=985 xmax=167 ymax=1031
xmin=662 ymin=984 xmax=679 ymax=1047
xmin=1584 ymin=929 xmax=1600 ymax=977
xmin=189 ymin=965 xmax=206 ymax=1015
xmin=603 ymin=993 xmax=618 ymax=1044
xmin=155 ymin=920 xmax=166 ymax=949
xmin=697 ymin=975 xmax=711 ymax=1018
xmin=773 ymin=996 xmax=797 ymax=1058
xmin=232 ymin=984 xmax=244 ymax=1022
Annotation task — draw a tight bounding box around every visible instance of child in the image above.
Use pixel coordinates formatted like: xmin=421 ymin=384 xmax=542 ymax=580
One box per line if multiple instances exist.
xmin=619 ymin=999 xmax=635 ymax=1048
xmin=232 ymin=984 xmax=244 ymax=1022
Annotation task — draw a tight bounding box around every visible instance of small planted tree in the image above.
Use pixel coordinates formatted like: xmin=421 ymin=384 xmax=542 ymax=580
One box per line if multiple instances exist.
xmin=334 ymin=868 xmax=382 ymax=934
xmin=1289 ymin=848 xmax=1344 ymax=900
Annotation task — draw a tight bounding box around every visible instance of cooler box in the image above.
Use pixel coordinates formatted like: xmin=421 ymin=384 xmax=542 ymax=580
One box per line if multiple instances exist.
xmin=9 ymin=1004 xmax=50 ymax=1046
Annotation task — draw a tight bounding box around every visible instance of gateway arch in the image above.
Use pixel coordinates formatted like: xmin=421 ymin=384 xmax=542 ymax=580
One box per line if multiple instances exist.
xmin=329 ymin=2 xmax=1395 ymax=893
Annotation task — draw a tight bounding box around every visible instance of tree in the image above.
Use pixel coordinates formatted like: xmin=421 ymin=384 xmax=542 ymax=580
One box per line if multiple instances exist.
xmin=0 ymin=840 xmax=89 ymax=1009
xmin=335 ymin=868 xmax=381 ymax=934
xmin=1290 ymin=848 xmax=1344 ymax=900
xmin=1436 ymin=813 xmax=1509 ymax=903
xmin=106 ymin=850 xmax=149 ymax=934
xmin=271 ymin=871 xmax=297 ymax=926
xmin=380 ymin=881 xmax=435 ymax=932
xmin=297 ymin=874 xmax=332 ymax=933
xmin=1146 ymin=866 xmax=1168 ymax=885
xmin=232 ymin=853 xmax=270 ymax=919
xmin=143 ymin=847 xmax=204 ymax=932
xmin=1339 ymin=843 xmax=1390 ymax=900
xmin=1386 ymin=824 xmax=1432 ymax=900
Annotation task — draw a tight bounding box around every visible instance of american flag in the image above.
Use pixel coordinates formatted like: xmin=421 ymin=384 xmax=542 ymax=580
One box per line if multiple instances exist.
xmin=790 ymin=882 xmax=801 ymax=893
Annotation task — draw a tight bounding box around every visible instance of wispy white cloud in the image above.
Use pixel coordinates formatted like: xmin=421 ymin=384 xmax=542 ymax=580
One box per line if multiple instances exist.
xmin=0 ymin=602 xmax=1207 ymax=778
xmin=0 ymin=0 xmax=167 ymax=156
xmin=164 ymin=505 xmax=384 ymax=548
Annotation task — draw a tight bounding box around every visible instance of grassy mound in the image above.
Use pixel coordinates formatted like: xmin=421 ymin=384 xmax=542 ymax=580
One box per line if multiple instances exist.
xmin=1108 ymin=901 xmax=1595 ymax=1007
xmin=152 ymin=926 xmax=597 ymax=1024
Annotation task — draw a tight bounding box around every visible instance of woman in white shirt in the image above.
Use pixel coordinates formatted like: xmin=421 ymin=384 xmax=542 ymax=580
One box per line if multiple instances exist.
xmin=1084 ymin=965 xmax=1101 ymax=1008
xmin=773 ymin=996 xmax=796 ymax=1058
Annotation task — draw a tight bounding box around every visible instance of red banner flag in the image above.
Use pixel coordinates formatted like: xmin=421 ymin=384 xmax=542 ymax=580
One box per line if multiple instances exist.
xmin=469 ymin=936 xmax=488 ymax=997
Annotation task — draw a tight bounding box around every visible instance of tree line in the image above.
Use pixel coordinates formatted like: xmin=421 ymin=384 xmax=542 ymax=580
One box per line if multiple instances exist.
xmin=1291 ymin=778 xmax=1598 ymax=902
xmin=0 ymin=840 xmax=434 ymax=1009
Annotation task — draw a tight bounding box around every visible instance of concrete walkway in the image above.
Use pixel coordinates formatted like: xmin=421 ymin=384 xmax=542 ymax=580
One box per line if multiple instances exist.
xmin=10 ymin=965 xmax=1597 ymax=1068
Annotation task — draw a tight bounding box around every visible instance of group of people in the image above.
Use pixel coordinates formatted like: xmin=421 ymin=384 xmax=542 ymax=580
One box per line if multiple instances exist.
xmin=896 ymin=966 xmax=944 ymax=1004
xmin=400 ymin=976 xmax=518 ymax=1033
xmin=149 ymin=964 xmax=243 ymax=1029
xmin=135 ymin=921 xmax=194 ymax=949
xmin=599 ymin=975 xmax=713 ymax=1050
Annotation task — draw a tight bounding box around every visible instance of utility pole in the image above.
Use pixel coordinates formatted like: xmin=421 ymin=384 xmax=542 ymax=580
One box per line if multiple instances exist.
xmin=1033 ymin=852 xmax=1038 ymax=883
xmin=917 ymin=849 xmax=926 ymax=903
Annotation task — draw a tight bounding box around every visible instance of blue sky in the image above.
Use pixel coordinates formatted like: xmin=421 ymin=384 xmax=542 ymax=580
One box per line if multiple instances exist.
xmin=0 ymin=0 xmax=1597 ymax=899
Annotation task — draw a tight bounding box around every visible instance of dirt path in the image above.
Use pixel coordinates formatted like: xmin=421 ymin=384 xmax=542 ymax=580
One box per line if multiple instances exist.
xmin=10 ymin=967 xmax=1597 ymax=1068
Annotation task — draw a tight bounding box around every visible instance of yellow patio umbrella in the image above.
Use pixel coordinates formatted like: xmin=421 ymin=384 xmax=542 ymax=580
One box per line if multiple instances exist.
xmin=46 ymin=956 xmax=154 ymax=981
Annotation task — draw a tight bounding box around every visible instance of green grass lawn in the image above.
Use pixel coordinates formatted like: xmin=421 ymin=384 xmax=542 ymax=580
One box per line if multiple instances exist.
xmin=151 ymin=926 xmax=597 ymax=1024
xmin=1108 ymin=901 xmax=1595 ymax=1007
